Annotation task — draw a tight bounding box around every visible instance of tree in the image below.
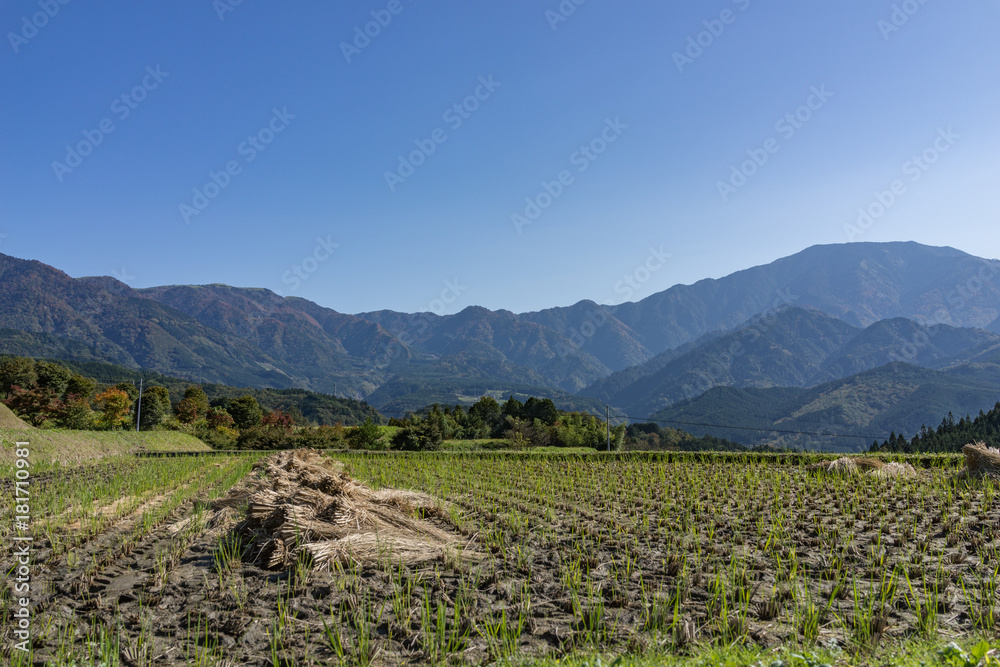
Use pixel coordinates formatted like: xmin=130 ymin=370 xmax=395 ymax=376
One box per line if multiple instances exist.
xmin=114 ymin=382 xmax=140 ymax=402
xmin=175 ymin=398 xmax=200 ymax=424
xmin=391 ymin=419 xmax=443 ymax=451
xmin=502 ymin=396 xmax=524 ymax=420
xmin=55 ymin=394 xmax=94 ymax=429
xmin=261 ymin=410 xmax=295 ymax=432
xmin=138 ymin=386 xmax=171 ymax=430
xmin=3 ymin=385 xmax=60 ymax=426
xmin=523 ymin=396 xmax=558 ymax=425
xmin=468 ymin=396 xmax=501 ymax=427
xmin=206 ymin=406 xmax=235 ymax=430
xmin=348 ymin=418 xmax=384 ymax=449
xmin=228 ymin=395 xmax=263 ymax=430
xmin=95 ymin=388 xmax=133 ymax=430
xmin=65 ymin=374 xmax=96 ymax=401
xmin=0 ymin=357 xmax=37 ymax=396
xmin=35 ymin=361 xmax=73 ymax=396
xmin=177 ymin=385 xmax=209 ymax=423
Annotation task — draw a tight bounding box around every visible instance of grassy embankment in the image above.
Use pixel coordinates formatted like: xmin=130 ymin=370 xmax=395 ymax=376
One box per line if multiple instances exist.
xmin=0 ymin=429 xmax=211 ymax=469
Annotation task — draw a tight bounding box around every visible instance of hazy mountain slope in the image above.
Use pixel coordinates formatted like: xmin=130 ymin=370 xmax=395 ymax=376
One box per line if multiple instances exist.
xmin=137 ymin=284 xmax=398 ymax=395
xmin=586 ymin=242 xmax=1000 ymax=355
xmin=584 ymin=308 xmax=859 ymax=418
xmin=3 ymin=242 xmax=1000 ymax=416
xmin=652 ymin=362 xmax=1000 ymax=452
xmin=0 ymin=328 xmax=112 ymax=363
xmin=420 ymin=306 xmax=610 ymax=392
xmin=0 ymin=255 xmax=297 ymax=387
xmin=355 ymin=306 xmax=611 ymax=392
xmin=582 ymin=308 xmax=999 ymax=418
xmin=520 ymin=300 xmax=653 ymax=371
xmin=816 ymin=319 xmax=1000 ymax=381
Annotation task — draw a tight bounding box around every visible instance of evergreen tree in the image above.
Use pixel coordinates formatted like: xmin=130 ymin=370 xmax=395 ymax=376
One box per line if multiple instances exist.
xmin=138 ymin=386 xmax=171 ymax=430
xmin=228 ymin=395 xmax=263 ymax=430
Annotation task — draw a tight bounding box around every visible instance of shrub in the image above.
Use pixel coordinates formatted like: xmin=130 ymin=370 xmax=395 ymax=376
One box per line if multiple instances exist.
xmin=348 ymin=418 xmax=385 ymax=450
xmin=391 ymin=419 xmax=443 ymax=451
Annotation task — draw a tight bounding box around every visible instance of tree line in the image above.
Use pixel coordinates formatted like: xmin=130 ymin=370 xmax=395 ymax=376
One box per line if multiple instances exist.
xmin=871 ymin=402 xmax=1000 ymax=453
xmin=383 ymin=395 xmax=628 ymax=451
xmin=1 ymin=355 xmax=766 ymax=453
xmin=0 ymin=355 xmax=379 ymax=449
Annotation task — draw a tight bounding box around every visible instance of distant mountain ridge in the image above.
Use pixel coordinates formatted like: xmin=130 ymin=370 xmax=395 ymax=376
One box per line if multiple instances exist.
xmin=1 ymin=242 xmax=999 ymax=416
xmin=652 ymin=362 xmax=1000 ymax=452
xmin=580 ymin=308 xmax=1000 ymax=417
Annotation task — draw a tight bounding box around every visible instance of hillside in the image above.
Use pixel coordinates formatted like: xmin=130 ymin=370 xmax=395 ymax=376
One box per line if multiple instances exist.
xmin=580 ymin=309 xmax=999 ymax=418
xmin=0 ymin=402 xmax=31 ymax=429
xmin=2 ymin=242 xmax=1000 ymax=416
xmin=651 ymin=362 xmax=1000 ymax=452
xmin=604 ymin=242 xmax=1000 ymax=354
xmin=0 ymin=430 xmax=210 ymax=467
xmin=0 ymin=256 xmax=306 ymax=388
xmin=35 ymin=357 xmax=382 ymax=427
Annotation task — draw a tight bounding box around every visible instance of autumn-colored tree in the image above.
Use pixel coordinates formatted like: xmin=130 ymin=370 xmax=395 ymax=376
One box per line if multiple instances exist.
xmin=176 ymin=386 xmax=209 ymax=424
xmin=95 ymin=387 xmax=133 ymax=430
xmin=206 ymin=406 xmax=235 ymax=430
xmin=0 ymin=357 xmax=37 ymax=396
xmin=185 ymin=385 xmax=210 ymax=412
xmin=3 ymin=385 xmax=60 ymax=426
xmin=175 ymin=398 xmax=200 ymax=424
xmin=114 ymin=382 xmax=140 ymax=402
xmin=261 ymin=409 xmax=294 ymax=432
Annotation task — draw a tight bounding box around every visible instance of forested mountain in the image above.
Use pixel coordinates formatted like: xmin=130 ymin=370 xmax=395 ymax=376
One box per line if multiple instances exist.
xmin=874 ymin=401 xmax=1000 ymax=453
xmin=580 ymin=308 xmax=999 ymax=418
xmin=651 ymin=363 xmax=1000 ymax=452
xmin=2 ymin=242 xmax=999 ymax=421
xmin=539 ymin=242 xmax=1000 ymax=361
xmin=0 ymin=256 xmax=300 ymax=388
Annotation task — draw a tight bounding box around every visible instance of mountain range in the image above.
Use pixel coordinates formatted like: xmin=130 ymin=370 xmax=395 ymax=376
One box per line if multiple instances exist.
xmin=2 ymin=241 xmax=1000 ymax=447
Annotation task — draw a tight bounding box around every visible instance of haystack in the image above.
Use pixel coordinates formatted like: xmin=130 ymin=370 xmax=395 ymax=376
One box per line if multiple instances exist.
xmin=873 ymin=461 xmax=918 ymax=479
xmin=812 ymin=456 xmax=917 ymax=479
xmin=813 ymin=457 xmax=884 ymax=474
xmin=0 ymin=402 xmax=32 ymax=429
xmin=961 ymin=442 xmax=1000 ymax=479
xmin=219 ymin=449 xmax=469 ymax=570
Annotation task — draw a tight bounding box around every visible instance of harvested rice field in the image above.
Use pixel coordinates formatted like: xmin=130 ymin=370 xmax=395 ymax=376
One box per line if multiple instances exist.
xmin=2 ymin=447 xmax=1000 ymax=666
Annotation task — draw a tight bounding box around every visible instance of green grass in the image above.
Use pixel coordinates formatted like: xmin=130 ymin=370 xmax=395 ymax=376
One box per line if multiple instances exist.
xmin=440 ymin=438 xmax=512 ymax=451
xmin=437 ymin=439 xmax=599 ymax=453
xmin=0 ymin=428 xmax=210 ymax=468
xmin=525 ymin=446 xmax=601 ymax=454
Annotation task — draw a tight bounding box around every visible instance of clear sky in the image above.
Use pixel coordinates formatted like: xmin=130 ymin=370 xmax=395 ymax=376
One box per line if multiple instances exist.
xmin=2 ymin=1 xmax=999 ymax=316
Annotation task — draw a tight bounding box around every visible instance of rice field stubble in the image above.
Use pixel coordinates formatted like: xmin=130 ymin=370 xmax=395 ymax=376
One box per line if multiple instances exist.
xmin=2 ymin=449 xmax=998 ymax=665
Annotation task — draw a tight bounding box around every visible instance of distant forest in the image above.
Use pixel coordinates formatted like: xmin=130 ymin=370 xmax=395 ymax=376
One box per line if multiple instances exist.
xmin=872 ymin=402 xmax=1000 ymax=453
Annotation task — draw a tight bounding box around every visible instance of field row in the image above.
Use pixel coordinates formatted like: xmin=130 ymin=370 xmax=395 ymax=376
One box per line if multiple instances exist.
xmin=2 ymin=450 xmax=996 ymax=666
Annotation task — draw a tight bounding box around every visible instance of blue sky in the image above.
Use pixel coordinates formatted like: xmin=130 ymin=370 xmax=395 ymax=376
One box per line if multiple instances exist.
xmin=2 ymin=1 xmax=999 ymax=316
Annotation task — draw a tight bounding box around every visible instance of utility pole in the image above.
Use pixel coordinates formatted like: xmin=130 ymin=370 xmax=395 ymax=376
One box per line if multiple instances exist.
xmin=606 ymin=405 xmax=610 ymax=451
xmin=135 ymin=377 xmax=143 ymax=432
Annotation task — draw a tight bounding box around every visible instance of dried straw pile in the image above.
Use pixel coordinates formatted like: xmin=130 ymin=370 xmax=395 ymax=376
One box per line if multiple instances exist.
xmin=874 ymin=461 xmax=918 ymax=478
xmin=226 ymin=449 xmax=468 ymax=570
xmin=961 ymin=441 xmax=1000 ymax=480
xmin=811 ymin=457 xmax=917 ymax=479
